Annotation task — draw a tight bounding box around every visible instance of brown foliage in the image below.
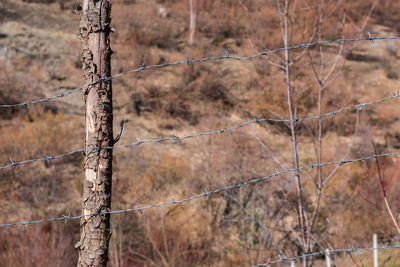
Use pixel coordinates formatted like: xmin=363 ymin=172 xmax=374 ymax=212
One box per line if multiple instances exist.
xmin=0 ymin=223 xmax=79 ymax=267
xmin=2 ymin=0 xmax=400 ymax=265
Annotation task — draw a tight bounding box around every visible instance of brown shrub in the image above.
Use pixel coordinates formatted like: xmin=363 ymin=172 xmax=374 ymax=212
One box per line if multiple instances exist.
xmin=0 ymin=109 xmax=83 ymax=214
xmin=0 ymin=223 xmax=79 ymax=267
xmin=109 ymin=209 xmax=216 ymax=266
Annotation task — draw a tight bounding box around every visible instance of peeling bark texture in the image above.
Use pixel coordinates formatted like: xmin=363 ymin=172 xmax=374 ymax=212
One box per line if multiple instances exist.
xmin=76 ymin=1 xmax=113 ymax=266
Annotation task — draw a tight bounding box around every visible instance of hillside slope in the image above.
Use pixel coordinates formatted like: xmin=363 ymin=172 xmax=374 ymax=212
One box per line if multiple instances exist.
xmin=1 ymin=0 xmax=400 ymax=266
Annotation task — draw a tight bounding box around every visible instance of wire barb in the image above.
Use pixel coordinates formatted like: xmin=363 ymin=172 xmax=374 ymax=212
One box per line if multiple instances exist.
xmin=224 ymin=50 xmax=230 ymax=59
xmin=42 ymin=153 xmax=53 ymax=164
xmin=368 ymin=32 xmax=374 ymax=43
xmin=140 ymin=62 xmax=146 ymax=72
xmin=203 ymin=187 xmax=210 ymax=200
xmin=63 ymin=212 xmax=71 ymax=224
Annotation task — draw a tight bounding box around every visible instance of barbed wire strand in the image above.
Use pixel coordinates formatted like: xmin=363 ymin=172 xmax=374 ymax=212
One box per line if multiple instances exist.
xmin=1 ymin=151 xmax=400 ymax=229
xmin=1 ymin=92 xmax=399 ymax=171
xmin=254 ymin=244 xmax=400 ymax=266
xmin=1 ymin=36 xmax=399 ymax=108
xmin=0 ymin=93 xmax=400 ymax=171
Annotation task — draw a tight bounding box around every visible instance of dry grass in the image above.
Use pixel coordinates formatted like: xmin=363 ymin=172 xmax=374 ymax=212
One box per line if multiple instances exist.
xmin=1 ymin=0 xmax=400 ymax=266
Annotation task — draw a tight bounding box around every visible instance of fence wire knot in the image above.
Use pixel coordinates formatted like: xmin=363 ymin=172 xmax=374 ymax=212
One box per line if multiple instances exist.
xmin=136 ymin=205 xmax=143 ymax=215
xmin=358 ymin=103 xmax=367 ymax=111
xmin=224 ymin=50 xmax=230 ymax=59
xmin=9 ymin=157 xmax=17 ymax=167
xmin=100 ymin=211 xmax=108 ymax=217
xmin=381 ymin=242 xmax=389 ymax=249
xmin=42 ymin=153 xmax=53 ymax=164
xmin=20 ymin=222 xmax=28 ymax=230
xmin=278 ymin=254 xmax=287 ymax=262
xmin=63 ymin=212 xmax=71 ymax=224
xmin=368 ymin=32 xmax=374 ymax=43
xmin=102 ymin=75 xmax=111 ymax=83
xmin=203 ymin=187 xmax=210 ymax=200
xmin=136 ymin=138 xmax=143 ymax=146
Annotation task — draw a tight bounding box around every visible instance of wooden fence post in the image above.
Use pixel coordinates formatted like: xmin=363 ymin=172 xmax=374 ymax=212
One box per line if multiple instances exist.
xmin=373 ymin=233 xmax=378 ymax=267
xmin=325 ymin=249 xmax=331 ymax=267
xmin=75 ymin=0 xmax=113 ymax=266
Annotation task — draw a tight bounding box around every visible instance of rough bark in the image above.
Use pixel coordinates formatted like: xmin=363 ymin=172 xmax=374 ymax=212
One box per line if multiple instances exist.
xmin=75 ymin=0 xmax=113 ymax=266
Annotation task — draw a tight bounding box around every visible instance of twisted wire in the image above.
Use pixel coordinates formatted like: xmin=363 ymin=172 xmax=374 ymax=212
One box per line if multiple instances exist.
xmin=254 ymin=244 xmax=400 ymax=266
xmin=1 ymin=92 xmax=399 ymax=171
xmin=1 ymin=151 xmax=400 ymax=229
xmin=0 ymin=93 xmax=400 ymax=171
xmin=1 ymin=36 xmax=399 ymax=108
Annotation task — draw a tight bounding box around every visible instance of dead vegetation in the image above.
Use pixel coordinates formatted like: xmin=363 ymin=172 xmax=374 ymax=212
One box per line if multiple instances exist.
xmin=1 ymin=0 xmax=400 ymax=266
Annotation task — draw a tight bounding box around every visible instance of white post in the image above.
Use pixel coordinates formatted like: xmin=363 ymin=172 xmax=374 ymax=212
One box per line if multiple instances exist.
xmin=373 ymin=233 xmax=378 ymax=267
xmin=325 ymin=249 xmax=331 ymax=267
xmin=188 ymin=0 xmax=196 ymax=45
xmin=290 ymin=261 xmax=295 ymax=267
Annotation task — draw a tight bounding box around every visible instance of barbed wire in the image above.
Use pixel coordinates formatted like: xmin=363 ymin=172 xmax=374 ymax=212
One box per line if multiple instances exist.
xmin=254 ymin=244 xmax=400 ymax=266
xmin=1 ymin=36 xmax=399 ymax=108
xmin=1 ymin=151 xmax=400 ymax=229
xmin=1 ymin=92 xmax=399 ymax=171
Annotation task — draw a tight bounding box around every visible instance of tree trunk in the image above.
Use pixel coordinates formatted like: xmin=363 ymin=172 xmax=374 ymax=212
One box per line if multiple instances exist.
xmin=75 ymin=0 xmax=113 ymax=266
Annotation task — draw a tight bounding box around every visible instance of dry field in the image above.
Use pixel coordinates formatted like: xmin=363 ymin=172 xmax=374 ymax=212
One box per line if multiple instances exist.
xmin=1 ymin=0 xmax=400 ymax=266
